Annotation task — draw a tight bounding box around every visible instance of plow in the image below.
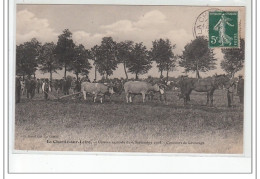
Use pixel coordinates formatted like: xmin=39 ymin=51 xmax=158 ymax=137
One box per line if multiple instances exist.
xmin=43 ymin=90 xmax=82 ymax=100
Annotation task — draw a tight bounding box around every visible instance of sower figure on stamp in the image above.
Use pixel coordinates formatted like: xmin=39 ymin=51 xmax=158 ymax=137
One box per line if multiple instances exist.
xmin=42 ymin=79 xmax=49 ymax=100
xmin=214 ymin=14 xmax=234 ymax=46
xmin=237 ymin=75 xmax=244 ymax=104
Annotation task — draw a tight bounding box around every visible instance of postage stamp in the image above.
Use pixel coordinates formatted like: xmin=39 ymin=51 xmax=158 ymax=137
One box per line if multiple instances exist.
xmin=209 ymin=11 xmax=239 ymax=48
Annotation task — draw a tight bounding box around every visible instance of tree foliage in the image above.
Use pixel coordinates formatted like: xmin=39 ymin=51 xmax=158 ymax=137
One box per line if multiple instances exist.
xmin=90 ymin=45 xmax=100 ymax=79
xmin=150 ymin=38 xmax=177 ymax=80
xmin=94 ymin=37 xmax=118 ymax=79
xmin=55 ymin=29 xmax=75 ymax=78
xmin=221 ymin=39 xmax=245 ymax=77
xmin=117 ymin=40 xmax=134 ymax=80
xmin=127 ymin=43 xmax=152 ymax=79
xmin=69 ymin=44 xmax=92 ymax=80
xmin=179 ymin=37 xmax=217 ymax=78
xmin=16 ymin=38 xmax=41 ymax=78
xmin=38 ymin=42 xmax=62 ymax=80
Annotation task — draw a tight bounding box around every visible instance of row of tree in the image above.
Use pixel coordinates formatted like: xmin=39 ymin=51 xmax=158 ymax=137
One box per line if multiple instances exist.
xmin=16 ymin=29 xmax=245 ymax=81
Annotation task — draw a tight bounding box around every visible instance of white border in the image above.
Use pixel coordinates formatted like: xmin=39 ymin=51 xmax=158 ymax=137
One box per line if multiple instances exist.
xmin=6 ymin=0 xmax=254 ymax=174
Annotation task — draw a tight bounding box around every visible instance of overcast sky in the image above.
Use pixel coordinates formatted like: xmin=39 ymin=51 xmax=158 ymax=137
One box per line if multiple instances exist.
xmin=16 ymin=5 xmax=245 ymax=80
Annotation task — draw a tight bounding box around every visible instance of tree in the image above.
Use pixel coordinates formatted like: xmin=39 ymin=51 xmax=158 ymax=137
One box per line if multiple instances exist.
xmin=94 ymin=37 xmax=118 ymax=79
xmin=117 ymin=40 xmax=134 ymax=80
xmin=127 ymin=43 xmax=152 ymax=79
xmin=150 ymin=38 xmax=177 ymax=81
xmin=38 ymin=42 xmax=62 ymax=81
xmin=179 ymin=37 xmax=217 ymax=78
xmin=16 ymin=38 xmax=41 ymax=79
xmin=90 ymin=45 xmax=99 ymax=80
xmin=221 ymin=39 xmax=245 ymax=77
xmin=55 ymin=29 xmax=75 ymax=78
xmin=69 ymin=44 xmax=92 ymax=80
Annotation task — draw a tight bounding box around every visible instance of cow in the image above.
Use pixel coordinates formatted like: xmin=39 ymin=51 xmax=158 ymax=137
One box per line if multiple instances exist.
xmin=81 ymin=82 xmax=115 ymax=103
xmin=124 ymin=81 xmax=165 ymax=103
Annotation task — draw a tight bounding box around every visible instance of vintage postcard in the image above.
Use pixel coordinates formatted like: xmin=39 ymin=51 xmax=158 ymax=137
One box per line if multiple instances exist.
xmin=14 ymin=5 xmax=246 ymax=154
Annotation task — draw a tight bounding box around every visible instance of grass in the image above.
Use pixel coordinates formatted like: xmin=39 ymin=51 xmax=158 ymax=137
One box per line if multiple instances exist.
xmin=15 ymin=89 xmax=243 ymax=153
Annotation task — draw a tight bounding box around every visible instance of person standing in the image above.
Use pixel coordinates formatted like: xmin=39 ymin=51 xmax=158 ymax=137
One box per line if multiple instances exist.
xmin=227 ymin=79 xmax=236 ymax=107
xmin=42 ymin=79 xmax=49 ymax=100
xmin=237 ymin=75 xmax=244 ymax=104
xmin=36 ymin=79 xmax=41 ymax=94
xmin=16 ymin=77 xmax=21 ymax=103
xmin=26 ymin=76 xmax=36 ymax=99
xmin=30 ymin=77 xmax=37 ymax=99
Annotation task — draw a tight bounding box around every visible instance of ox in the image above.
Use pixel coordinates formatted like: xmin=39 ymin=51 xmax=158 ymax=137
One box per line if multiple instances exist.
xmin=81 ymin=82 xmax=115 ymax=103
xmin=124 ymin=81 xmax=165 ymax=103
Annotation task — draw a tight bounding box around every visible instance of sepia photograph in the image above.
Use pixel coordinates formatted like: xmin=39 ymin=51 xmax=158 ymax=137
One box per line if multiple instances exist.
xmin=14 ymin=5 xmax=245 ymax=154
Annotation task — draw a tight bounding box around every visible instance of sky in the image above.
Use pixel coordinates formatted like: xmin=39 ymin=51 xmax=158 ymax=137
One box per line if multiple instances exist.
xmin=16 ymin=5 xmax=245 ymax=80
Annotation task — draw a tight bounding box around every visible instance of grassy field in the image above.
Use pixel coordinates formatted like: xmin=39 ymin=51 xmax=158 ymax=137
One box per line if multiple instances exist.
xmin=15 ymin=89 xmax=243 ymax=153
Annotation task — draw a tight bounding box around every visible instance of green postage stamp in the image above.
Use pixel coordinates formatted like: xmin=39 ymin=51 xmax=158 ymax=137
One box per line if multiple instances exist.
xmin=209 ymin=11 xmax=239 ymax=48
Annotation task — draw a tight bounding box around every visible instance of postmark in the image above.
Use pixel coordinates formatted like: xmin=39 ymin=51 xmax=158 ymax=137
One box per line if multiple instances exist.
xmin=193 ymin=8 xmax=220 ymax=39
xmin=209 ymin=11 xmax=239 ymax=48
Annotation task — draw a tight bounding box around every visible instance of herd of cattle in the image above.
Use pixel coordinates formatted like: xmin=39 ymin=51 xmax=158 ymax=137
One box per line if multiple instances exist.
xmin=15 ymin=74 xmax=244 ymax=107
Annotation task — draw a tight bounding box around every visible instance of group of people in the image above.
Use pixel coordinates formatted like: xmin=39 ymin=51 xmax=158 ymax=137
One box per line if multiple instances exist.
xmin=16 ymin=77 xmax=51 ymax=103
xmin=16 ymin=75 xmax=245 ymax=107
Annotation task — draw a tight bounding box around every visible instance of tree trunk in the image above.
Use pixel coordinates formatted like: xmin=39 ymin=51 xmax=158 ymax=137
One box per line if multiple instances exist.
xmin=196 ymin=70 xmax=200 ymax=79
xmin=76 ymin=73 xmax=79 ymax=81
xmin=123 ymin=61 xmax=128 ymax=80
xmin=231 ymin=72 xmax=235 ymax=78
xmin=49 ymin=70 xmax=53 ymax=92
xmin=94 ymin=65 xmax=97 ymax=80
xmin=135 ymin=73 xmax=138 ymax=80
xmin=160 ymin=70 xmax=163 ymax=77
xmin=196 ymin=61 xmax=200 ymax=79
xmin=166 ymin=69 xmax=169 ymax=82
xmin=64 ymin=65 xmax=67 ymax=79
xmin=50 ymin=70 xmax=52 ymax=81
xmin=106 ymin=73 xmax=108 ymax=80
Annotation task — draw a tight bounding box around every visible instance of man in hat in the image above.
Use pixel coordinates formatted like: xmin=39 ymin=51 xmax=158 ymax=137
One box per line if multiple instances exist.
xmin=237 ymin=75 xmax=244 ymax=104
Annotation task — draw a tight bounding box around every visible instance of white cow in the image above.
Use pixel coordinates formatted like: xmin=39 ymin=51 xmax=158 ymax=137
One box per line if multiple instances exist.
xmin=81 ymin=82 xmax=114 ymax=103
xmin=124 ymin=81 xmax=165 ymax=103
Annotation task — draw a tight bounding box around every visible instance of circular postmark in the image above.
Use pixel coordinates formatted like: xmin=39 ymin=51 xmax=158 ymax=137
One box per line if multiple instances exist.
xmin=193 ymin=8 xmax=221 ymax=39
